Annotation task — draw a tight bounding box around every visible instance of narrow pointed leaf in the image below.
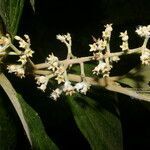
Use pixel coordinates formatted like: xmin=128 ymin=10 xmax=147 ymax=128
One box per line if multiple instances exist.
xmin=0 ymin=73 xmax=59 ymax=150
xmin=0 ymin=0 xmax=25 ymax=36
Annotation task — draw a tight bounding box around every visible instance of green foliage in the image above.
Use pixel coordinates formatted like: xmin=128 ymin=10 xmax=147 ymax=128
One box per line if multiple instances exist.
xmin=67 ymin=94 xmax=123 ymax=150
xmin=118 ymin=65 xmax=150 ymax=89
xmin=17 ymin=94 xmax=59 ymax=150
xmin=0 ymin=73 xmax=58 ymax=149
xmin=0 ymin=90 xmax=17 ymax=150
xmin=0 ymin=0 xmax=25 ymax=37
xmin=70 ymin=62 xmax=96 ymax=77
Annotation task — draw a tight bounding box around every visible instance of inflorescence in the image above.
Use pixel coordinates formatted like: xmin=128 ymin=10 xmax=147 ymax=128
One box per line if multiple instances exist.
xmin=0 ymin=24 xmax=149 ymax=100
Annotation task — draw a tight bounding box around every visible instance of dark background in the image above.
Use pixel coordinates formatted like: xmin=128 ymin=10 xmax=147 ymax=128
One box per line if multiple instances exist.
xmin=11 ymin=0 xmax=150 ymax=149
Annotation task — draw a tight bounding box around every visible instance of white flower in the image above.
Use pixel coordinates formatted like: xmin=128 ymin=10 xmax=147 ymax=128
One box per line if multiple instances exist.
xmin=55 ymin=74 xmax=65 ymax=84
xmin=56 ymin=33 xmax=71 ymax=43
xmin=102 ymin=24 xmax=113 ymax=39
xmin=75 ymin=82 xmax=90 ymax=95
xmin=92 ymin=61 xmax=107 ymax=75
xmin=35 ymin=76 xmax=49 ymax=92
xmin=97 ymin=39 xmax=107 ymax=51
xmin=7 ymin=65 xmax=25 ymax=78
xmin=46 ymin=53 xmax=59 ymax=71
xmin=102 ymin=31 xmax=111 ymax=39
xmin=105 ymin=24 xmax=113 ymax=32
xmin=120 ymin=42 xmax=129 ymax=51
xmin=19 ymin=40 xmax=27 ymax=48
xmin=50 ymin=88 xmax=62 ymax=101
xmin=24 ymin=34 xmax=30 ymax=44
xmin=89 ymin=39 xmax=106 ymax=52
xmin=35 ymin=76 xmax=48 ymax=85
xmin=37 ymin=84 xmax=47 ymax=92
xmin=24 ymin=48 xmax=34 ymax=57
xmin=15 ymin=35 xmax=30 ymax=49
xmin=140 ymin=51 xmax=150 ymax=65
xmin=56 ymin=34 xmax=66 ymax=43
xmin=89 ymin=43 xmax=97 ymax=52
xmin=136 ymin=25 xmax=150 ymax=37
xmin=63 ymin=81 xmax=75 ymax=96
xmin=110 ymin=56 xmax=120 ymax=62
xmin=18 ymin=55 xmax=27 ymax=65
xmin=120 ymin=31 xmax=129 ymax=41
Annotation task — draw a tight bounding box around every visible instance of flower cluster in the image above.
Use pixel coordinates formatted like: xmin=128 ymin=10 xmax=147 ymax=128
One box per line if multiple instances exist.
xmin=89 ymin=24 xmax=119 ymax=77
xmin=0 ymin=24 xmax=149 ymax=101
xmin=46 ymin=53 xmax=65 ymax=84
xmin=120 ymin=31 xmax=129 ymax=51
xmin=56 ymin=33 xmax=71 ymax=44
xmin=140 ymin=49 xmax=150 ymax=65
xmin=7 ymin=35 xmax=34 ymax=78
xmin=35 ymin=75 xmax=49 ymax=91
xmin=50 ymin=80 xmax=90 ymax=100
xmin=102 ymin=24 xmax=113 ymax=39
xmin=136 ymin=25 xmax=150 ymax=37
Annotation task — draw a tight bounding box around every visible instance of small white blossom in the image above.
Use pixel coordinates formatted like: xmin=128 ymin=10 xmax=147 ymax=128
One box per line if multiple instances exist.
xmin=136 ymin=25 xmax=150 ymax=37
xmin=102 ymin=24 xmax=113 ymax=39
xmin=89 ymin=39 xmax=106 ymax=52
xmin=120 ymin=42 xmax=129 ymax=51
xmin=92 ymin=61 xmax=107 ymax=75
xmin=140 ymin=51 xmax=150 ymax=65
xmin=110 ymin=56 xmax=120 ymax=62
xmin=50 ymin=88 xmax=62 ymax=101
xmin=18 ymin=55 xmax=27 ymax=65
xmin=56 ymin=34 xmax=66 ymax=43
xmin=75 ymin=82 xmax=90 ymax=95
xmin=37 ymin=84 xmax=47 ymax=92
xmin=24 ymin=34 xmax=30 ymax=44
xmin=55 ymin=74 xmax=65 ymax=84
xmin=120 ymin=31 xmax=129 ymax=41
xmin=105 ymin=24 xmax=113 ymax=32
xmin=35 ymin=76 xmax=48 ymax=85
xmin=35 ymin=76 xmax=49 ymax=92
xmin=14 ymin=35 xmax=31 ymax=49
xmin=7 ymin=65 xmax=25 ymax=78
xmin=46 ymin=53 xmax=59 ymax=71
xmin=97 ymin=39 xmax=107 ymax=51
xmin=89 ymin=43 xmax=97 ymax=52
xmin=24 ymin=49 xmax=34 ymax=57
xmin=63 ymin=81 xmax=75 ymax=96
xmin=56 ymin=33 xmax=71 ymax=43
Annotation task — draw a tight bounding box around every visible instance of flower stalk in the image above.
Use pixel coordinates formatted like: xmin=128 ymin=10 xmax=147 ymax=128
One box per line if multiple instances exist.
xmin=0 ymin=24 xmax=149 ymax=101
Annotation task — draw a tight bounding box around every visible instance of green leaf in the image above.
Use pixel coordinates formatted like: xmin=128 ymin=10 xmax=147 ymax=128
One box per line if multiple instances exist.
xmin=0 ymin=0 xmax=25 ymax=36
xmin=70 ymin=62 xmax=96 ymax=77
xmin=0 ymin=90 xmax=17 ymax=150
xmin=67 ymin=94 xmax=123 ymax=150
xmin=118 ymin=65 xmax=150 ymax=89
xmin=0 ymin=73 xmax=59 ymax=150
